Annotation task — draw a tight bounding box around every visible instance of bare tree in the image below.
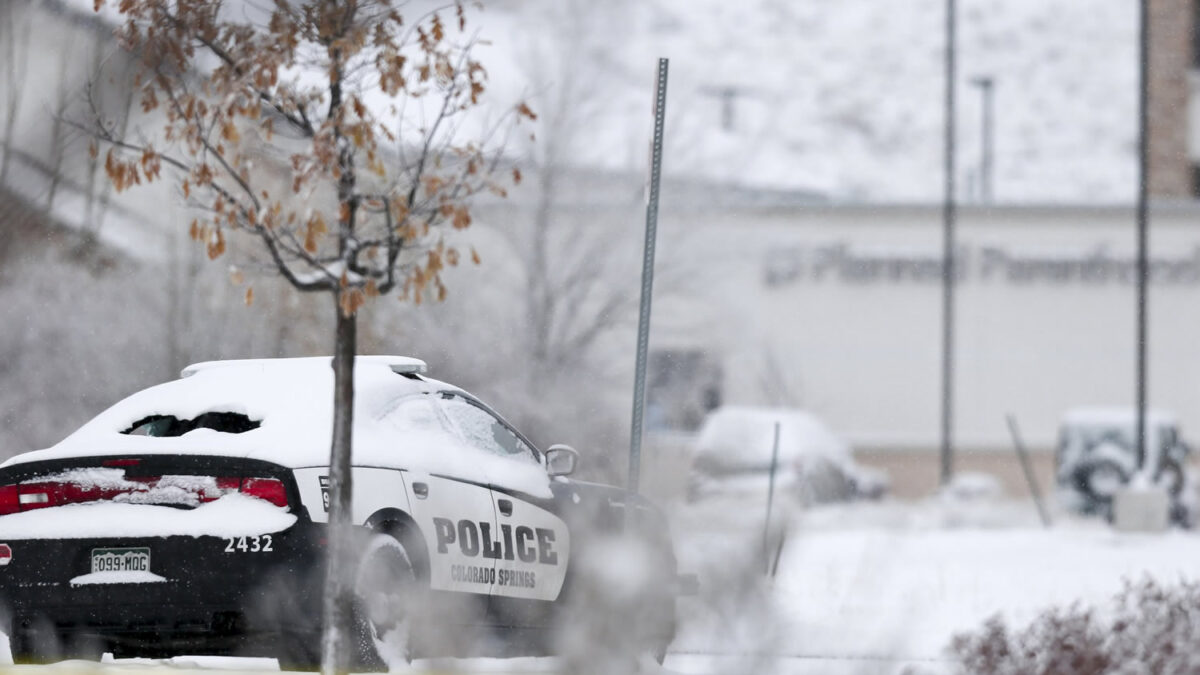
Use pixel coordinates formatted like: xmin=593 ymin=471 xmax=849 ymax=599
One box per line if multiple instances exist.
xmin=388 ymin=0 xmax=704 ymax=481
xmin=86 ymin=1 xmax=529 ymax=670
xmin=0 ymin=1 xmax=36 ymax=186
xmin=44 ymin=33 xmax=75 ymax=212
xmin=83 ymin=35 xmax=138 ymax=237
xmin=516 ymin=0 xmax=639 ymax=378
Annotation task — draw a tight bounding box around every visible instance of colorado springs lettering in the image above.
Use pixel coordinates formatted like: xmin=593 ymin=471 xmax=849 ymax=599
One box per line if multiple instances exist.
xmin=435 ymin=517 xmax=557 ymax=590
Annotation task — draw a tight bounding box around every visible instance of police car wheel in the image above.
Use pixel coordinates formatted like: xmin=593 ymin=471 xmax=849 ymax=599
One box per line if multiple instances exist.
xmin=8 ymin=622 xmax=49 ymax=665
xmin=7 ymin=618 xmax=103 ymax=664
xmin=353 ymin=534 xmax=417 ymax=666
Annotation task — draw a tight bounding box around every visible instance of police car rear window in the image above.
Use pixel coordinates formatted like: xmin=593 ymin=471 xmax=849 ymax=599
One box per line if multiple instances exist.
xmin=122 ymin=413 xmax=261 ymax=437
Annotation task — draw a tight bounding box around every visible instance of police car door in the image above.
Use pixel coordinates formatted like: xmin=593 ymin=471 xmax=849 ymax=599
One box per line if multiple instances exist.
xmin=388 ymin=395 xmax=498 ymax=599
xmin=437 ymin=394 xmax=570 ymax=624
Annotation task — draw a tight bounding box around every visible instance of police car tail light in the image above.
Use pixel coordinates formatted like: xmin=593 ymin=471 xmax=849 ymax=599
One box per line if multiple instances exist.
xmin=240 ymin=478 xmax=288 ymax=507
xmin=0 ymin=486 xmax=18 ymax=515
xmin=198 ymin=477 xmax=243 ymax=503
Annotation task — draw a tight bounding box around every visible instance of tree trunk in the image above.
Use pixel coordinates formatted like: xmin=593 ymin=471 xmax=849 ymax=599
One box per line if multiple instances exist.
xmin=321 ymin=295 xmax=357 ymax=675
xmin=45 ymin=39 xmax=71 ymax=212
xmin=0 ymin=2 xmax=28 ymax=187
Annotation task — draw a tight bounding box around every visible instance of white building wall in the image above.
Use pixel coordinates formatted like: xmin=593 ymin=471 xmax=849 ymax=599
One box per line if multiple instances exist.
xmin=651 ymin=203 xmax=1200 ymax=453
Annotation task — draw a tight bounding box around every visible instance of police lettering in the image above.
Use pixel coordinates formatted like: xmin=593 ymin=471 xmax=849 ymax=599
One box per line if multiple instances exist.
xmin=433 ymin=517 xmax=559 ymax=565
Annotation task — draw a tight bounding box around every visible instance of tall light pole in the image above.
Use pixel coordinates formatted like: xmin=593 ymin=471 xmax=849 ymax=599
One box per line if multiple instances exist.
xmin=940 ymin=0 xmax=958 ymax=487
xmin=970 ymin=76 xmax=994 ymax=203
xmin=1135 ymin=0 xmax=1149 ymax=473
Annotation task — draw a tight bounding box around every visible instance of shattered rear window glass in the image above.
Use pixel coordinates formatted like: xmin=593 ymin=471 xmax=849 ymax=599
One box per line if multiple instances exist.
xmin=122 ymin=412 xmax=260 ymax=437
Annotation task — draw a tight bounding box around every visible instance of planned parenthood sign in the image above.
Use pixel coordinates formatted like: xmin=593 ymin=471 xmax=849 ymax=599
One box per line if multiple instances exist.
xmin=764 ymin=243 xmax=1200 ymax=287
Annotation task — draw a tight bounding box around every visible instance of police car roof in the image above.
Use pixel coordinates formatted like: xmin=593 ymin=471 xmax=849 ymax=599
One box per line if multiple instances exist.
xmin=4 ymin=356 xmax=461 ymax=470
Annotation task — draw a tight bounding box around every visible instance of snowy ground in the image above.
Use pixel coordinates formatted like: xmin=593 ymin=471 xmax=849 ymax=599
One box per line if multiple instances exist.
xmin=8 ymin=489 xmax=1200 ymax=674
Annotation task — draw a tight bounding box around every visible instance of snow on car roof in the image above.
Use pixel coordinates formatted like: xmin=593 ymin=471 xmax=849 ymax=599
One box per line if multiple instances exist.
xmin=180 ymin=355 xmax=428 ymax=378
xmin=7 ymin=356 xmax=555 ymax=497
xmin=5 ymin=355 xmax=556 ymax=500
xmin=694 ymin=406 xmax=852 ymax=470
xmin=4 ymin=356 xmax=454 ymax=469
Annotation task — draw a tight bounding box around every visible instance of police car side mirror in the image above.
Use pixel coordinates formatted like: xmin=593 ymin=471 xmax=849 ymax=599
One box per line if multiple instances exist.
xmin=546 ymin=444 xmax=579 ymax=477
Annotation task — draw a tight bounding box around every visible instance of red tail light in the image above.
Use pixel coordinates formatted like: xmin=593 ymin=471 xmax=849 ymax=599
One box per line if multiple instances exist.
xmin=240 ymin=478 xmax=288 ymax=507
xmin=0 ymin=486 xmax=18 ymax=516
xmin=0 ymin=471 xmax=289 ymax=513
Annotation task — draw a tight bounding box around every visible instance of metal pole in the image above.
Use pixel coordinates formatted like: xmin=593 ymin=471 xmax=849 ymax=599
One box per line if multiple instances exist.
xmin=971 ymin=76 xmax=994 ymax=203
xmin=1135 ymin=0 xmax=1149 ymax=473
xmin=1005 ymin=414 xmax=1052 ymax=528
xmin=628 ymin=58 xmax=669 ymax=493
xmin=763 ymin=422 xmax=781 ymax=575
xmin=940 ymin=0 xmax=957 ymax=487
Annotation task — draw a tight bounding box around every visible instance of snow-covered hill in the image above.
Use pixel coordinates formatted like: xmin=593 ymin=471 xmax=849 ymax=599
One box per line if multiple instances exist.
xmin=478 ymin=0 xmax=1139 ymax=204
xmin=42 ymin=0 xmax=1140 ymax=216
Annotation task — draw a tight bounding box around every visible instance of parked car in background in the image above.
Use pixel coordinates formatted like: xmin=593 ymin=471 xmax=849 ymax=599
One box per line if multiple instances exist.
xmin=1056 ymin=407 xmax=1194 ymax=524
xmin=688 ymin=406 xmax=887 ymax=504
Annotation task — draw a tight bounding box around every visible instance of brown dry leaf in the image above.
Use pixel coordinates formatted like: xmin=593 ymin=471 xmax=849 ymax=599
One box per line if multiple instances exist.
xmin=516 ymin=102 xmax=537 ymax=121
xmin=470 ymin=246 xmax=481 ymax=265
xmin=207 ymin=228 xmax=226 ymax=260
xmin=452 ymin=207 xmax=471 ymax=230
xmin=221 ymin=119 xmax=240 ymax=143
xmin=244 ymin=287 xmax=254 ymax=307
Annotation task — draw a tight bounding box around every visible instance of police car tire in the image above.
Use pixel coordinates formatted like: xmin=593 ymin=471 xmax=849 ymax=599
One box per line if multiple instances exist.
xmin=353 ymin=534 xmax=417 ymax=667
xmin=7 ymin=625 xmax=45 ymax=665
xmin=7 ymin=618 xmax=104 ymax=664
xmin=274 ymin=631 xmax=321 ymax=672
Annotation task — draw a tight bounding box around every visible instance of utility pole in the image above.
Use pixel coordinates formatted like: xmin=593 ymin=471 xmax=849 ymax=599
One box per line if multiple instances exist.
xmin=940 ymin=0 xmax=958 ymax=487
xmin=1135 ymin=0 xmax=1149 ymax=472
xmin=970 ymin=76 xmax=994 ymax=203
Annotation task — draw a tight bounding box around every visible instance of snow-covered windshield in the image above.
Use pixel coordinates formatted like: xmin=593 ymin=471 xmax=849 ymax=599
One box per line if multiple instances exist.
xmin=439 ymin=395 xmax=539 ymax=465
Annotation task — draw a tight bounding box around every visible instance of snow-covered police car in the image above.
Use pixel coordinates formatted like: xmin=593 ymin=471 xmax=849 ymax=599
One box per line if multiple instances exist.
xmin=0 ymin=357 xmax=680 ymax=668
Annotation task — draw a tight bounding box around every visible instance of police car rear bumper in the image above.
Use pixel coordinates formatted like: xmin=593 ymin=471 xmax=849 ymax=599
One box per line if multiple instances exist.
xmin=0 ymin=524 xmax=325 ymax=655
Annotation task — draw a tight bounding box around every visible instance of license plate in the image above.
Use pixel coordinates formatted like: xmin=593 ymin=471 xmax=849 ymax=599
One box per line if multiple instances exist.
xmin=91 ymin=547 xmax=151 ymax=574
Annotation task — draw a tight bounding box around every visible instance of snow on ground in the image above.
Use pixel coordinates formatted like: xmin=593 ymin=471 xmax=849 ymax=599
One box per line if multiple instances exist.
xmin=667 ymin=491 xmax=1200 ymax=675
xmin=9 ymin=490 xmax=1200 ymax=674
